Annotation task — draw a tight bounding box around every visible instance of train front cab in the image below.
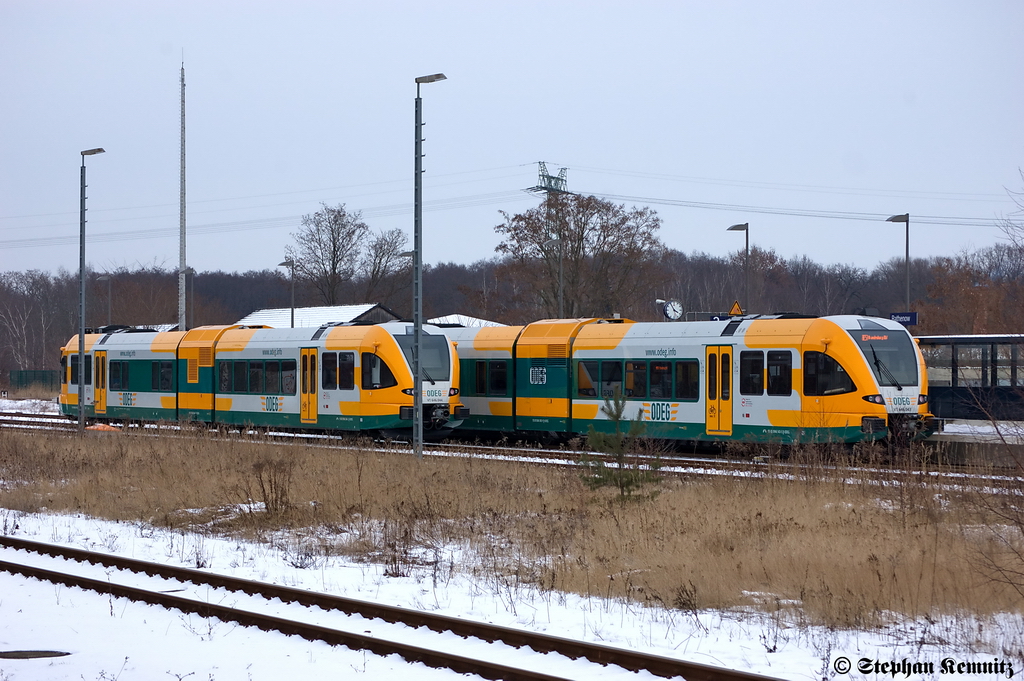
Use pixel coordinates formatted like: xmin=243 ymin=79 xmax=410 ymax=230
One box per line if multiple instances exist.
xmin=741 ymin=316 xmax=931 ymax=443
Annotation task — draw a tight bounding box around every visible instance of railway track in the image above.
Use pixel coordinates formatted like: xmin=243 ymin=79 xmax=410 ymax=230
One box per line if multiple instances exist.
xmin=3 ymin=409 xmax=1022 ymax=487
xmin=0 ymin=535 xmax=781 ymax=681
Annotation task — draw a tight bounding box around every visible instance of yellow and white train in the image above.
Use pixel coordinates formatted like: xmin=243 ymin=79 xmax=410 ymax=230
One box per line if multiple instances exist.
xmin=445 ymin=314 xmax=933 ymax=444
xmin=60 ymin=321 xmax=467 ymax=437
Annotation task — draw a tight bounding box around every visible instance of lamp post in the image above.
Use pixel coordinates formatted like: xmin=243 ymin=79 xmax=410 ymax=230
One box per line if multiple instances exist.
xmin=96 ymin=274 xmax=111 ymax=327
xmin=412 ymin=73 xmax=446 ymax=459
xmin=278 ymin=259 xmax=295 ymax=328
xmin=886 ymin=213 xmax=911 ymax=312
xmin=727 ymin=222 xmax=749 ymax=312
xmin=79 ymin=147 xmax=105 ymax=434
xmin=543 ymin=238 xmax=563 ymax=318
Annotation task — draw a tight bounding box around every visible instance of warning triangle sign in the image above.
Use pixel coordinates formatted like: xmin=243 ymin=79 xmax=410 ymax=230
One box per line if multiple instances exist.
xmin=729 ymin=301 xmax=743 ymax=316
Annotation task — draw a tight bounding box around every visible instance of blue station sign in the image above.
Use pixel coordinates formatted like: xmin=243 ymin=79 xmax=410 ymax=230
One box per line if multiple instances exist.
xmin=890 ymin=312 xmax=918 ymax=326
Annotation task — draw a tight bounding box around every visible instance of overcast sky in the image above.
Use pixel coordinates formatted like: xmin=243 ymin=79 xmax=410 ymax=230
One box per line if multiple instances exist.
xmin=2 ymin=1 xmax=1022 ymax=279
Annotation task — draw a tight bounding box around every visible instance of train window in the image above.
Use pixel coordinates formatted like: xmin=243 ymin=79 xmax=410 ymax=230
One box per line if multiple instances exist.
xmin=301 ymin=355 xmax=308 ymax=394
xmin=70 ymin=355 xmax=93 ymax=387
xmin=218 ymin=361 xmax=232 ymax=392
xmin=475 ymin=360 xmax=488 ymax=395
xmin=322 ymin=352 xmax=338 ymax=391
xmin=61 ymin=356 xmax=68 ymax=384
xmin=996 ymin=345 xmax=1016 ymax=387
xmin=577 ymin=361 xmax=598 ymax=397
xmin=339 ymin=352 xmax=355 ymax=390
xmin=803 ymin=352 xmax=855 ymax=396
xmin=720 ymin=353 xmax=730 ymax=400
xmin=674 ymin=360 xmax=699 ymax=400
xmin=282 ymin=360 xmax=297 ymax=395
xmin=265 ymin=361 xmax=281 ymax=394
xmin=109 ymin=361 xmax=123 ymax=391
xmin=626 ymin=361 xmax=647 ymax=398
xmin=310 ymin=354 xmax=317 ymax=394
xmin=489 ymin=360 xmax=508 ymax=396
xmin=767 ymin=351 xmax=792 ymax=396
xmin=650 ymin=362 xmax=672 ymax=398
xmin=600 ymin=361 xmax=623 ymax=399
xmin=151 ymin=361 xmax=173 ymax=392
xmin=233 ymin=360 xmax=248 ymax=393
xmin=740 ymin=351 xmax=764 ymax=396
xmin=249 ymin=360 xmax=264 ymax=394
xmin=707 ymin=354 xmax=718 ymax=400
xmin=361 ymin=353 xmax=397 ymax=390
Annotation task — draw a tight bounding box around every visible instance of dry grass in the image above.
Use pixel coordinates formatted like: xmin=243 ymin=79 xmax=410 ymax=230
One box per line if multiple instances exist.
xmin=1 ymin=427 xmax=1022 ymax=642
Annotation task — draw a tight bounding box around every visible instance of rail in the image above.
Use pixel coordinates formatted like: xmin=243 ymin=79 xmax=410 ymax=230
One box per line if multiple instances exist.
xmin=0 ymin=536 xmax=782 ymax=681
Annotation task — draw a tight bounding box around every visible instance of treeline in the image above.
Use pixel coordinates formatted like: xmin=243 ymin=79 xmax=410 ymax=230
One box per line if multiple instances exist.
xmin=3 ymin=192 xmax=1024 ymax=380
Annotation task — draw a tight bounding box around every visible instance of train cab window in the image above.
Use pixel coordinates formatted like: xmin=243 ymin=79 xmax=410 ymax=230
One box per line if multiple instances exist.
xmin=322 ymin=352 xmax=338 ymax=391
xmin=577 ymin=361 xmax=598 ymax=397
xmin=339 ymin=352 xmax=355 ymax=390
xmin=61 ymin=356 xmax=68 ymax=384
xmin=249 ymin=360 xmax=265 ymax=394
xmin=804 ymin=351 xmax=855 ymax=396
xmin=600 ymin=361 xmax=623 ymax=399
xmin=152 ymin=360 xmax=173 ymax=392
xmin=489 ymin=360 xmax=508 ymax=396
xmin=650 ymin=362 xmax=672 ymax=398
xmin=740 ymin=351 xmax=764 ymax=396
xmin=625 ymin=361 xmax=647 ymax=398
xmin=674 ymin=360 xmax=699 ymax=400
xmin=218 ymin=361 xmax=232 ymax=392
xmin=70 ymin=355 xmax=93 ymax=387
xmin=767 ymin=351 xmax=792 ymax=396
xmin=361 ymin=353 xmax=397 ymax=390
xmin=282 ymin=360 xmax=297 ymax=395
xmin=233 ymin=360 xmax=248 ymax=393
xmin=265 ymin=361 xmax=281 ymax=394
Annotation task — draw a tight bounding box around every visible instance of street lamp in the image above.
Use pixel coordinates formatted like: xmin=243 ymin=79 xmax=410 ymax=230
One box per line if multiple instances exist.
xmin=886 ymin=213 xmax=911 ymax=312
xmin=278 ymin=259 xmax=295 ymax=328
xmin=96 ymin=274 xmax=111 ymax=327
xmin=727 ymin=222 xmax=749 ymax=313
xmin=543 ymin=238 xmax=563 ymax=318
xmin=412 ymin=72 xmax=446 ymax=459
xmin=79 ymin=147 xmax=105 ymax=434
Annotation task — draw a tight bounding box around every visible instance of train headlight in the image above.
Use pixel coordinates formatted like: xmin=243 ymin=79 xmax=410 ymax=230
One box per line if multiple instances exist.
xmin=449 ymin=388 xmax=459 ymax=396
xmin=401 ymin=388 xmax=415 ymax=396
xmin=862 ymin=394 xmax=886 ymax=405
xmin=918 ymin=394 xmax=929 ymax=404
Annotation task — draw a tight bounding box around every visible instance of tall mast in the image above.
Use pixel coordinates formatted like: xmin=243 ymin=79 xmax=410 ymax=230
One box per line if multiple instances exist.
xmin=178 ymin=63 xmax=187 ymax=330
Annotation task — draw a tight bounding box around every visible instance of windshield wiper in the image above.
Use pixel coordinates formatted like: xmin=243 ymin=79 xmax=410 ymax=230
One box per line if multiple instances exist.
xmin=422 ymin=368 xmax=436 ymax=385
xmin=870 ymin=344 xmax=902 ymax=391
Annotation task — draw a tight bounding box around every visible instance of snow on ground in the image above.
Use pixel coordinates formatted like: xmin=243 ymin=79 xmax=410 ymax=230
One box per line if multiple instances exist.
xmin=1 ymin=511 xmax=1020 ymax=681
xmin=0 ymin=398 xmax=59 ymax=414
xmin=1 ymin=399 xmax=1021 ymax=679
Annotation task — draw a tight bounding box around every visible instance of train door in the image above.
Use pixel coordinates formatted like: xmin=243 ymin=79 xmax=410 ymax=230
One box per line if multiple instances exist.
xmin=705 ymin=345 xmax=733 ymax=436
xmin=94 ymin=350 xmax=107 ymax=416
xmin=300 ymin=348 xmax=318 ymax=424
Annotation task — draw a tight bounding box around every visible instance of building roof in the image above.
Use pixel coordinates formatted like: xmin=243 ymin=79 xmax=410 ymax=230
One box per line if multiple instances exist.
xmin=428 ymin=314 xmax=505 ymax=327
xmin=236 ymin=303 xmax=399 ymax=328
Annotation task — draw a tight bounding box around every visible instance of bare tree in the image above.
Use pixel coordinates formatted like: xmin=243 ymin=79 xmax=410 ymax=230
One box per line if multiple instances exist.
xmin=495 ymin=194 xmax=664 ymax=320
xmin=286 ymin=203 xmax=369 ymax=306
xmin=359 ymin=228 xmax=409 ymax=305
